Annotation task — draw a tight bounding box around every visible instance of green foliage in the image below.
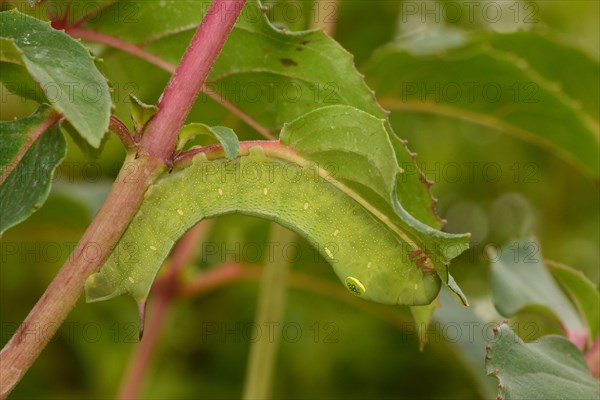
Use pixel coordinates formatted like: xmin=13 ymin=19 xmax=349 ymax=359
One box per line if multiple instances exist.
xmin=83 ymin=0 xmax=443 ymax=228
xmin=0 ymin=10 xmax=111 ymax=146
xmin=547 ymin=261 xmax=600 ymax=346
xmin=489 ymin=238 xmax=586 ymax=341
xmin=486 ymin=323 xmax=599 ymax=400
xmin=363 ymin=31 xmax=599 ymax=177
xmin=0 ymin=106 xmax=66 ymax=234
xmin=1 ymin=0 xmax=599 ymax=399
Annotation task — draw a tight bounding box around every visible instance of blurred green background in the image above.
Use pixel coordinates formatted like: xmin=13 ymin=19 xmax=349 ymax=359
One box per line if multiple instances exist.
xmin=1 ymin=0 xmax=598 ymax=398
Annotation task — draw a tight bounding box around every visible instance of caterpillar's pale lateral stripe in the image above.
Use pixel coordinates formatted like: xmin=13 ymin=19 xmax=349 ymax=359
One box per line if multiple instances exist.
xmin=85 ymin=146 xmax=441 ymax=306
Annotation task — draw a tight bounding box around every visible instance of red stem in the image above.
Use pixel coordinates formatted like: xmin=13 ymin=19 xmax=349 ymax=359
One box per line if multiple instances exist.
xmin=140 ymin=0 xmax=248 ymax=162
xmin=109 ymin=115 xmax=135 ymax=150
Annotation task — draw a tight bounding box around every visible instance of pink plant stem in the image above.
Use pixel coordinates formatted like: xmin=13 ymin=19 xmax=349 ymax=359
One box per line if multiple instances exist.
xmin=140 ymin=0 xmax=248 ymax=162
xmin=0 ymin=1 xmax=246 ymax=397
xmin=109 ymin=115 xmax=135 ymax=150
xmin=66 ymin=27 xmax=177 ymax=73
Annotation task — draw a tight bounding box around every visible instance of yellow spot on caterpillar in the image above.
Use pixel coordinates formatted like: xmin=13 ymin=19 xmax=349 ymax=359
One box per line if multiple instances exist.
xmin=177 ymin=209 xmax=184 ymax=216
xmin=324 ymin=247 xmax=334 ymax=259
xmin=367 ymin=262 xmax=372 ymax=269
xmin=333 ymin=229 xmax=339 ymax=237
xmin=263 ymin=187 xmax=268 ymax=195
xmin=128 ymin=277 xmax=135 ymax=283
xmin=345 ymin=277 xmax=365 ymax=297
xmin=218 ymin=188 xmax=223 ymax=196
xmin=303 ymin=202 xmax=309 ymax=210
xmin=150 ymin=246 xmax=157 ymax=251
xmin=414 ymin=284 xmax=418 ymax=290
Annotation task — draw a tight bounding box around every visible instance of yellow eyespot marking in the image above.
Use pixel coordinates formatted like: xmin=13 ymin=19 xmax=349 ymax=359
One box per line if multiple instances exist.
xmin=324 ymin=247 xmax=334 ymax=259
xmin=150 ymin=245 xmax=157 ymax=251
xmin=177 ymin=209 xmax=184 ymax=216
xmin=128 ymin=277 xmax=135 ymax=283
xmin=367 ymin=262 xmax=372 ymax=269
xmin=345 ymin=277 xmax=366 ymax=297
xmin=263 ymin=187 xmax=268 ymax=195
xmin=333 ymin=229 xmax=340 ymax=237
xmin=218 ymin=188 xmax=223 ymax=196
xmin=303 ymin=202 xmax=309 ymax=210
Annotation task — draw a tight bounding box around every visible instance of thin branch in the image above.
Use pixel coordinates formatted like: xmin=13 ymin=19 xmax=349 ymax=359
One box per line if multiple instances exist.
xmin=66 ymin=27 xmax=176 ymax=73
xmin=140 ymin=0 xmax=248 ymax=162
xmin=0 ymin=1 xmax=246 ymax=397
xmin=178 ymin=264 xmax=412 ymax=333
xmin=66 ymin=27 xmax=273 ymax=139
xmin=0 ymin=111 xmax=61 ymax=185
xmin=117 ymin=222 xmax=207 ymax=400
xmin=109 ymin=115 xmax=135 ymax=151
xmin=178 ymin=263 xmax=262 ymax=297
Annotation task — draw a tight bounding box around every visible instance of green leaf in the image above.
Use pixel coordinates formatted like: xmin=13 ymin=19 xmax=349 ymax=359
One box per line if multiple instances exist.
xmin=546 ymin=260 xmax=600 ymax=346
xmin=129 ymin=94 xmax=157 ymax=134
xmin=59 ymin=119 xmax=107 ymax=160
xmin=363 ymin=31 xmax=600 ymax=177
xmin=177 ymin=123 xmax=240 ymax=160
xmin=483 ymin=31 xmax=599 ymax=124
xmin=81 ymin=0 xmax=444 ymax=229
xmin=0 ymin=106 xmax=66 ymax=235
xmin=486 ymin=323 xmax=599 ymax=400
xmin=489 ymin=238 xmax=586 ymax=343
xmin=434 ymin=289 xmax=497 ymax=399
xmin=280 ymin=105 xmax=470 ymax=300
xmin=0 ymin=62 xmax=47 ymax=103
xmin=0 ymin=9 xmax=111 ymax=147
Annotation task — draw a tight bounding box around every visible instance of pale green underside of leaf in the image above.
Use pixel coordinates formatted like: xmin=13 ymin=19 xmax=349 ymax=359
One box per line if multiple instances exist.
xmin=363 ymin=31 xmax=600 ymax=177
xmin=489 ymin=237 xmax=586 ymax=337
xmin=0 ymin=9 xmax=111 ymax=147
xmin=486 ymin=323 xmax=599 ymax=400
xmin=178 ymin=123 xmax=240 ymax=160
xmin=0 ymin=106 xmax=66 ymax=235
xmin=129 ymin=94 xmax=157 ymax=132
xmin=80 ymin=0 xmax=444 ymax=230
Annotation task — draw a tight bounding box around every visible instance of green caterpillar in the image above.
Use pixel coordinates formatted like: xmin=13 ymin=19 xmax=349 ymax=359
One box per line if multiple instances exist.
xmin=86 ymin=145 xmax=443 ymax=306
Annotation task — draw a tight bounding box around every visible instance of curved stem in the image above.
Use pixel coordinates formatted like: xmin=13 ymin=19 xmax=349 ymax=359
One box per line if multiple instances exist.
xmin=0 ymin=1 xmax=246 ymax=397
xmin=109 ymin=115 xmax=135 ymax=151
